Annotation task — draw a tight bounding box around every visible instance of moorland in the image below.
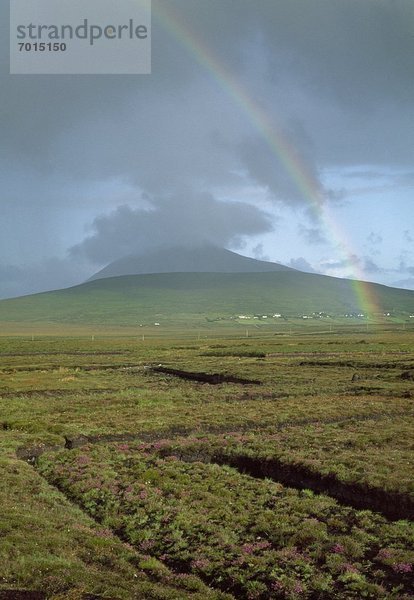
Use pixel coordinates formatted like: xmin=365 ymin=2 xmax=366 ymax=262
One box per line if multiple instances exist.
xmin=0 ymin=323 xmax=413 ymax=599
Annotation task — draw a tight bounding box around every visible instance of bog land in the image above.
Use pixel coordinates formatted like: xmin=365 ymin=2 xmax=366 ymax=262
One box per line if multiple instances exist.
xmin=0 ymin=324 xmax=413 ymax=599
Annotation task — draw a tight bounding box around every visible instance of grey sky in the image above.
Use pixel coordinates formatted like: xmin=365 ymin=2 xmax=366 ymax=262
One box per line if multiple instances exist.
xmin=1 ymin=0 xmax=413 ymax=297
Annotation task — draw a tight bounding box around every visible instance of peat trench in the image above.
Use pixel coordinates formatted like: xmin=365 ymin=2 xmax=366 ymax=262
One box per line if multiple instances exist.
xmin=0 ymin=364 xmax=258 ymax=379
xmin=16 ymin=409 xmax=414 ymax=522
xmin=4 ymin=462 xmax=411 ymax=600
xmin=0 ymin=363 xmax=143 ymax=374
xmin=299 ymin=359 xmax=414 ymax=370
xmin=15 ymin=408 xmax=414 ymax=460
xmin=151 ymin=365 xmax=261 ymax=385
xmin=17 ymin=442 xmax=414 ymax=600
xmin=0 ymin=387 xmax=120 ymax=399
xmin=0 ymin=592 xmax=46 ymax=600
xmin=159 ymin=448 xmax=414 ymax=522
xmin=13 ymin=447 xmax=414 ymax=600
xmin=0 ymin=351 xmax=127 ymax=357
xmin=0 ymin=592 xmax=116 ymax=600
xmin=267 ymin=351 xmax=411 ymax=358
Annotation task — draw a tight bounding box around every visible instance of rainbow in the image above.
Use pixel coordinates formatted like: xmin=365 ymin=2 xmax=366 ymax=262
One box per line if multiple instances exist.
xmin=153 ymin=3 xmax=383 ymax=317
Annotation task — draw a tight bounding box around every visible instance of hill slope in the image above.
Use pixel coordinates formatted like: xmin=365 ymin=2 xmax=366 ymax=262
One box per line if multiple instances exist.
xmin=0 ymin=271 xmax=413 ymax=326
xmin=89 ymin=246 xmax=295 ymax=281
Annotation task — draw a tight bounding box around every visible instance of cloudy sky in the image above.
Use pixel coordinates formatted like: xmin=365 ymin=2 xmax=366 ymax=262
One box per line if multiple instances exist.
xmin=1 ymin=0 xmax=414 ymax=298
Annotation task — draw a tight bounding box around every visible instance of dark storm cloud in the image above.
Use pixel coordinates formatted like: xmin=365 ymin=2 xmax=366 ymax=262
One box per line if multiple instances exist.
xmin=261 ymin=0 xmax=414 ymax=107
xmin=237 ymin=124 xmax=324 ymax=205
xmin=71 ymin=191 xmax=273 ymax=264
xmin=1 ymin=0 xmax=413 ymax=296
xmin=3 ymin=0 xmax=413 ymax=185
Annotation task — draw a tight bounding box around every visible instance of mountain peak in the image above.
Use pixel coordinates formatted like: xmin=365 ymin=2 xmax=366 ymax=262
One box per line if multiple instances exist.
xmin=89 ymin=245 xmax=295 ymax=281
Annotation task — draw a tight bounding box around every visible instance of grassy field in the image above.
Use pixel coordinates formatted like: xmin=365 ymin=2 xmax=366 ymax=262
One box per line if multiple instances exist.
xmin=0 ymin=325 xmax=413 ymax=598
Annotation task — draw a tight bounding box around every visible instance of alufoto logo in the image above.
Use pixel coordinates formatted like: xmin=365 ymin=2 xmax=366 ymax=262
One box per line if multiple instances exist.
xmin=16 ymin=18 xmax=149 ymax=46
xmin=10 ymin=0 xmax=151 ymax=75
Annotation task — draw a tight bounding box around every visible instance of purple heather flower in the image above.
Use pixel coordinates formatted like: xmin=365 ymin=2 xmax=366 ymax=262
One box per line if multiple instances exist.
xmin=117 ymin=443 xmax=130 ymax=452
xmin=292 ymin=581 xmax=304 ymax=594
xmin=140 ymin=539 xmax=155 ymax=551
xmin=191 ymin=558 xmax=210 ymax=570
xmin=377 ymin=548 xmax=393 ymax=560
xmin=255 ymin=540 xmax=271 ymax=551
xmin=241 ymin=543 xmax=255 ymax=555
xmin=271 ymin=581 xmax=284 ymax=591
xmin=342 ymin=563 xmax=359 ymax=574
xmin=392 ymin=563 xmax=412 ymax=573
xmin=153 ymin=439 xmax=169 ymax=449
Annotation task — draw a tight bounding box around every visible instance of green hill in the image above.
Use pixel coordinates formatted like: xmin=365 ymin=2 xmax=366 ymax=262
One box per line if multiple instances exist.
xmin=0 ymin=271 xmax=413 ymax=327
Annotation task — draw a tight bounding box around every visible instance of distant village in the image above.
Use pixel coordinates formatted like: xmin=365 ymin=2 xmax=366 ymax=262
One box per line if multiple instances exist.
xmin=234 ymin=311 xmax=367 ymax=321
xmin=139 ymin=310 xmax=413 ymax=328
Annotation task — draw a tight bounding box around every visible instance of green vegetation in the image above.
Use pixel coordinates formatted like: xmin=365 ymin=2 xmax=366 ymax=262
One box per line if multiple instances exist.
xmin=0 ymin=456 xmax=225 ymax=600
xmin=0 ymin=271 xmax=413 ymax=327
xmin=0 ymin=327 xmax=413 ymax=598
xmin=38 ymin=442 xmax=414 ymax=599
